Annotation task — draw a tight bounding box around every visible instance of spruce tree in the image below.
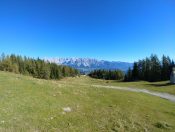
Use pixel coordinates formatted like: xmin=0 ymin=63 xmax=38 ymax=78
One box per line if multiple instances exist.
xmin=132 ymin=62 xmax=139 ymax=80
xmin=161 ymin=55 xmax=171 ymax=80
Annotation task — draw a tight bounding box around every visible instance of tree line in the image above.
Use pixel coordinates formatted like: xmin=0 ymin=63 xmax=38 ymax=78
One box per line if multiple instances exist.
xmin=125 ymin=54 xmax=175 ymax=82
xmin=0 ymin=54 xmax=79 ymax=79
xmin=88 ymin=69 xmax=124 ymax=80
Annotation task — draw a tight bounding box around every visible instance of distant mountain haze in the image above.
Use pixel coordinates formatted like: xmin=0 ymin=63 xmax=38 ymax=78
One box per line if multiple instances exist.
xmin=46 ymin=58 xmax=133 ymax=74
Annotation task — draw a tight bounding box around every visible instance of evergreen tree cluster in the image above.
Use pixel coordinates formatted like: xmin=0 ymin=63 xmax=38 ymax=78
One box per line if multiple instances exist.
xmin=0 ymin=54 xmax=79 ymax=79
xmin=89 ymin=69 xmax=124 ymax=80
xmin=125 ymin=54 xmax=175 ymax=82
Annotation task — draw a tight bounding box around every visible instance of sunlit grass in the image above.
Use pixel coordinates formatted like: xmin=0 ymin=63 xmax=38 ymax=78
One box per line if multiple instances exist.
xmin=0 ymin=71 xmax=174 ymax=131
xmin=94 ymin=79 xmax=175 ymax=95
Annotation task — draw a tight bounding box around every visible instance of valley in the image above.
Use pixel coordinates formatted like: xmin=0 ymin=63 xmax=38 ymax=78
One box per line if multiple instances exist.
xmin=47 ymin=58 xmax=133 ymax=74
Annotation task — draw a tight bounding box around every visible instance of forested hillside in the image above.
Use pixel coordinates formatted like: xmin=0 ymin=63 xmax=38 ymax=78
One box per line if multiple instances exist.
xmin=89 ymin=69 xmax=124 ymax=80
xmin=125 ymin=54 xmax=175 ymax=82
xmin=0 ymin=54 xmax=79 ymax=79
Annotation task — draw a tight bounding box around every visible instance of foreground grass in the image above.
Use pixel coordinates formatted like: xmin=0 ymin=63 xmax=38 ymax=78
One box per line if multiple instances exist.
xmin=0 ymin=71 xmax=175 ymax=131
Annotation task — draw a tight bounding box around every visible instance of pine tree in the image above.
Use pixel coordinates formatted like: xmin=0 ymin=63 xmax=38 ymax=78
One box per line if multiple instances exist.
xmin=125 ymin=68 xmax=132 ymax=81
xmin=125 ymin=54 xmax=174 ymax=82
xmin=150 ymin=55 xmax=161 ymax=82
xmin=89 ymin=69 xmax=124 ymax=80
xmin=132 ymin=62 xmax=139 ymax=80
xmin=161 ymin=55 xmax=171 ymax=80
xmin=0 ymin=54 xmax=79 ymax=80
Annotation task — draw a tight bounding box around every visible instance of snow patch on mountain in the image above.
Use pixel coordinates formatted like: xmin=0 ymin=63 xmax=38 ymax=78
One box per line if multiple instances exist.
xmin=46 ymin=58 xmax=133 ymax=74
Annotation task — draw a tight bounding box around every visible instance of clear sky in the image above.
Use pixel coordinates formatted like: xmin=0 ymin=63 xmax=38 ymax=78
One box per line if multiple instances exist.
xmin=0 ymin=0 xmax=175 ymax=62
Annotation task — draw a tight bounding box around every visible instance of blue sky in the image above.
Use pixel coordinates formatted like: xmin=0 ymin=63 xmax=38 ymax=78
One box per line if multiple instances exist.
xmin=0 ymin=0 xmax=175 ymax=62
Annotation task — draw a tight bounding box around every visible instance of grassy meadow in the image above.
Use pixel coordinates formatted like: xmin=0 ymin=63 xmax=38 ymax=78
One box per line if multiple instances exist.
xmin=0 ymin=71 xmax=175 ymax=131
xmin=95 ymin=79 xmax=175 ymax=95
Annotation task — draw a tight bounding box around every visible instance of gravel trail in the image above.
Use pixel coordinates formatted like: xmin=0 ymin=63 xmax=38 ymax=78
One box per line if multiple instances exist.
xmin=92 ymin=85 xmax=175 ymax=102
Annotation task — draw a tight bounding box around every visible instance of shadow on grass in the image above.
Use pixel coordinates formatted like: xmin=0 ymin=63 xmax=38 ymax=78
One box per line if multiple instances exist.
xmin=145 ymin=83 xmax=174 ymax=87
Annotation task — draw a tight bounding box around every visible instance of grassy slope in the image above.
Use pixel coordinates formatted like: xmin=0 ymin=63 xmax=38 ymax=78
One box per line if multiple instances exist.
xmin=0 ymin=71 xmax=175 ymax=131
xmin=90 ymin=79 xmax=175 ymax=95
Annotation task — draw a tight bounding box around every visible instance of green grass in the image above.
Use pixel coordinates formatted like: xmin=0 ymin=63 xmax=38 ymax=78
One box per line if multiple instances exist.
xmin=90 ymin=78 xmax=175 ymax=95
xmin=0 ymin=71 xmax=175 ymax=131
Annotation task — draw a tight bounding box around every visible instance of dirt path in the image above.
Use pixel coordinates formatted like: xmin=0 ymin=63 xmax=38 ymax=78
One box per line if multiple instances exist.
xmin=92 ymin=85 xmax=175 ymax=102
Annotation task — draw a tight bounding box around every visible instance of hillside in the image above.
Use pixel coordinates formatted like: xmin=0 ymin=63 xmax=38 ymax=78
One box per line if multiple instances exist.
xmin=47 ymin=58 xmax=133 ymax=74
xmin=0 ymin=71 xmax=174 ymax=131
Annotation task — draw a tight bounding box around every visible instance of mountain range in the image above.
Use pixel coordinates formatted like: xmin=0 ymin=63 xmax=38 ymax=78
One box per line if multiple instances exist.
xmin=47 ymin=58 xmax=133 ymax=74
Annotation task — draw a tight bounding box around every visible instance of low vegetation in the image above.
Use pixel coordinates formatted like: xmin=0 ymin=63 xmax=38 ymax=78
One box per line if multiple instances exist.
xmin=0 ymin=71 xmax=174 ymax=131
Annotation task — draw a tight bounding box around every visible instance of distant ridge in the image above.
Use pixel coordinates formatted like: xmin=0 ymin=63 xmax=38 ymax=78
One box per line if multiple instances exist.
xmin=47 ymin=58 xmax=133 ymax=74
